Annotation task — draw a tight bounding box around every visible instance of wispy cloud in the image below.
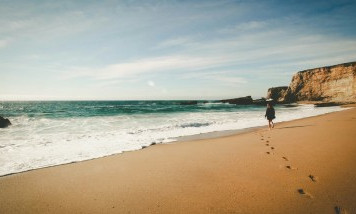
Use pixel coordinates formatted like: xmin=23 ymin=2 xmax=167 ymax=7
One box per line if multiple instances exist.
xmin=63 ymin=55 xmax=238 ymax=80
xmin=62 ymin=30 xmax=356 ymax=85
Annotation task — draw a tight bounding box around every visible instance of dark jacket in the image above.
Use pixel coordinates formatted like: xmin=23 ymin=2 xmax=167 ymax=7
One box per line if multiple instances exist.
xmin=265 ymin=107 xmax=275 ymax=120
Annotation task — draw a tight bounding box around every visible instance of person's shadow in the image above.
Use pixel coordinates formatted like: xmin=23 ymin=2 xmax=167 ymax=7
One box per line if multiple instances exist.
xmin=276 ymin=125 xmax=314 ymax=129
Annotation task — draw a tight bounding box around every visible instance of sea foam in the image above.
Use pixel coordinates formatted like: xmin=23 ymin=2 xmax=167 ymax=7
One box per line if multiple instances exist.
xmin=0 ymin=102 xmax=347 ymax=176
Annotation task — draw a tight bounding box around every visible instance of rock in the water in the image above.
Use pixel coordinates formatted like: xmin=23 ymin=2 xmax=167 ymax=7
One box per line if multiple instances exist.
xmin=281 ymin=61 xmax=356 ymax=103
xmin=220 ymin=96 xmax=253 ymax=105
xmin=253 ymin=98 xmax=267 ymax=105
xmin=314 ymin=102 xmax=341 ymax=107
xmin=180 ymin=101 xmax=198 ymax=105
xmin=0 ymin=116 xmax=11 ymax=128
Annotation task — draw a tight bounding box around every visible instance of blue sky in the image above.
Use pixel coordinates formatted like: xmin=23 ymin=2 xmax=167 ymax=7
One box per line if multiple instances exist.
xmin=1 ymin=0 xmax=356 ymax=100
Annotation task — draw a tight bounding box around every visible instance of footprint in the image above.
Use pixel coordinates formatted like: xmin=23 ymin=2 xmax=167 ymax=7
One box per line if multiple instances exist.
xmin=308 ymin=175 xmax=318 ymax=182
xmin=282 ymin=157 xmax=289 ymax=161
xmin=297 ymin=189 xmax=305 ymax=194
xmin=266 ymin=140 xmax=269 ymax=143
xmin=334 ymin=206 xmax=348 ymax=214
xmin=297 ymin=189 xmax=313 ymax=198
xmin=265 ymin=143 xmax=269 ymax=146
xmin=271 ymin=147 xmax=275 ymax=150
xmin=286 ymin=165 xmax=297 ymax=170
xmin=266 ymin=152 xmax=270 ymax=155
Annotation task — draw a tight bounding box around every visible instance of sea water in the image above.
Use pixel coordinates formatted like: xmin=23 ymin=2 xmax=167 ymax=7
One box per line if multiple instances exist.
xmin=0 ymin=101 xmax=346 ymax=176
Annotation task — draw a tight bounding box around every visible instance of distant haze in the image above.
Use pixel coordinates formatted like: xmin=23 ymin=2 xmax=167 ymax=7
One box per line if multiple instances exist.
xmin=1 ymin=0 xmax=356 ymax=100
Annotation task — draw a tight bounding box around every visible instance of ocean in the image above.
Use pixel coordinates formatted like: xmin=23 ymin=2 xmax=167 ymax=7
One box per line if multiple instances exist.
xmin=0 ymin=100 xmax=345 ymax=176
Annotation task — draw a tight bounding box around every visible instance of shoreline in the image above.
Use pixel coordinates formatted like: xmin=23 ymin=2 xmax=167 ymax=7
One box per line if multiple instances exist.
xmin=0 ymin=106 xmax=347 ymax=178
xmin=1 ymin=107 xmax=355 ymax=213
xmin=175 ymin=104 xmax=352 ymax=143
xmin=0 ymin=126 xmax=261 ymax=178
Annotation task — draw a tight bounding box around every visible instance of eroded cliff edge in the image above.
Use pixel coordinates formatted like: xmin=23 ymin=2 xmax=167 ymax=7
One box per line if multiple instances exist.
xmin=268 ymin=61 xmax=356 ymax=104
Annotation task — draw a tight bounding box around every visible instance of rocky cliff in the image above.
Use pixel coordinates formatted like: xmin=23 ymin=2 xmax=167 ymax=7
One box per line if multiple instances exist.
xmin=266 ymin=86 xmax=288 ymax=103
xmin=282 ymin=61 xmax=356 ymax=103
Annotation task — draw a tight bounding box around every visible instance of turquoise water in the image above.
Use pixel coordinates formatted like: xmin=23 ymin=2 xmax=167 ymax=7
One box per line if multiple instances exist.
xmin=0 ymin=101 xmax=345 ymax=176
xmin=0 ymin=100 xmax=263 ymax=118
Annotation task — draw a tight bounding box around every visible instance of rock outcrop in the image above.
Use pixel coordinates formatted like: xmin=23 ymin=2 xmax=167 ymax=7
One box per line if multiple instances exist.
xmin=220 ymin=96 xmax=253 ymax=105
xmin=266 ymin=86 xmax=288 ymax=103
xmin=252 ymin=98 xmax=267 ymax=105
xmin=281 ymin=61 xmax=356 ymax=103
xmin=180 ymin=101 xmax=198 ymax=105
xmin=0 ymin=116 xmax=11 ymax=128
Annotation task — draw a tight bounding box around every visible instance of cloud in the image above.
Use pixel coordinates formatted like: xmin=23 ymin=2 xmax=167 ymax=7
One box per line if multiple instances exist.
xmin=63 ymin=54 xmax=238 ymax=80
xmin=61 ymin=29 xmax=356 ymax=85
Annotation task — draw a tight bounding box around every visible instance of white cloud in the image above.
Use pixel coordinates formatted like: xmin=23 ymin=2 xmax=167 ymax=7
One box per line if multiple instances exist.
xmin=61 ymin=30 xmax=356 ymax=85
xmin=63 ymin=55 xmax=237 ymax=80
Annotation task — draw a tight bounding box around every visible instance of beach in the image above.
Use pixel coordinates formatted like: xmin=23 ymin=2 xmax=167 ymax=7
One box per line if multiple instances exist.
xmin=0 ymin=106 xmax=355 ymax=213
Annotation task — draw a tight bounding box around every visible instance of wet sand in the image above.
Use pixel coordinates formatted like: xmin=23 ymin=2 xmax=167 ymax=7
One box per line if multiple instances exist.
xmin=0 ymin=107 xmax=355 ymax=213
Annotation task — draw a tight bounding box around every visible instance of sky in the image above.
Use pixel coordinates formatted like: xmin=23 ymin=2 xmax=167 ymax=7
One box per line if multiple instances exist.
xmin=1 ymin=0 xmax=356 ymax=100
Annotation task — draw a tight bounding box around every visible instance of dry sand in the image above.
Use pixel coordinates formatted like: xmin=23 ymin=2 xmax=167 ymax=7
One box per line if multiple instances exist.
xmin=0 ymin=107 xmax=355 ymax=214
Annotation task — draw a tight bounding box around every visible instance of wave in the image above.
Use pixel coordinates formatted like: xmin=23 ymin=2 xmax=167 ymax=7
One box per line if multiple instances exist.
xmin=180 ymin=122 xmax=211 ymax=128
xmin=0 ymin=104 xmax=347 ymax=176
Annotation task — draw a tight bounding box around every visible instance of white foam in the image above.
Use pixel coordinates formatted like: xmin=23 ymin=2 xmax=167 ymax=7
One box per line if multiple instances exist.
xmin=0 ymin=105 xmax=347 ymax=176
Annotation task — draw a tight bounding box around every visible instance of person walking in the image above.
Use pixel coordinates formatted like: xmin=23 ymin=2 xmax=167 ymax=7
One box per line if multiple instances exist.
xmin=265 ymin=101 xmax=275 ymax=130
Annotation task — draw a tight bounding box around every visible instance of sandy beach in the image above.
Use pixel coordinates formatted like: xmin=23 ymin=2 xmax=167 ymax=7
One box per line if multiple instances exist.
xmin=0 ymin=106 xmax=355 ymax=214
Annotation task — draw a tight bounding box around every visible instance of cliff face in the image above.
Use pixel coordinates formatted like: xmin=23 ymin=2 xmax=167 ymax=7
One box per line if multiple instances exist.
xmin=282 ymin=61 xmax=356 ymax=103
xmin=266 ymin=86 xmax=288 ymax=103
